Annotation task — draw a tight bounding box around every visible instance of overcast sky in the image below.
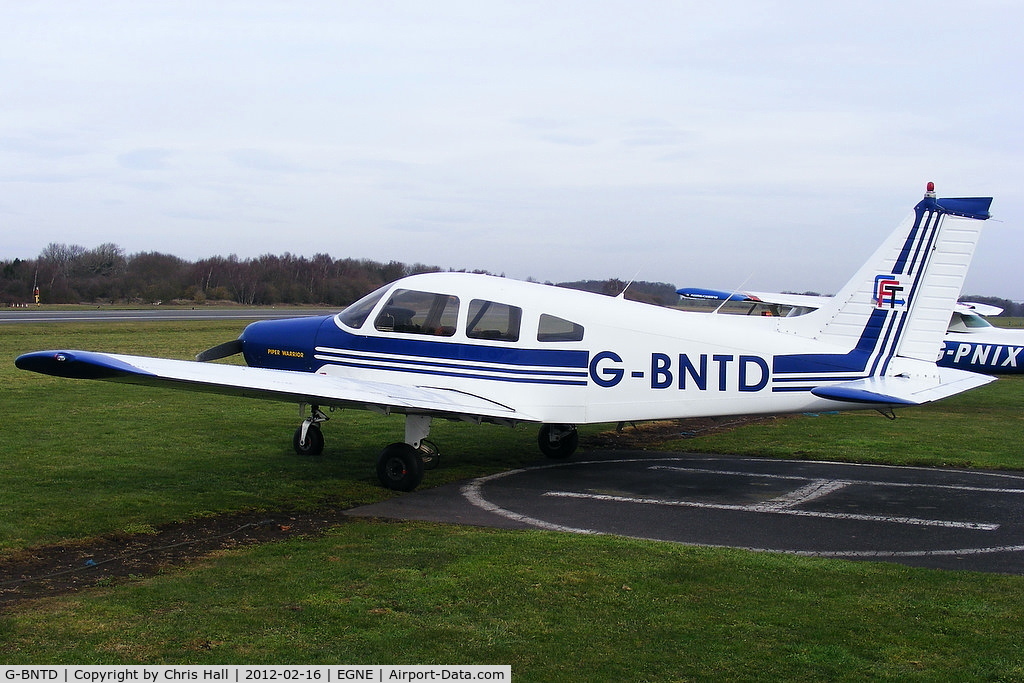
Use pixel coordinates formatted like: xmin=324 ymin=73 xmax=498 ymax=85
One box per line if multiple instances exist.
xmin=3 ymin=1 xmax=1023 ymax=299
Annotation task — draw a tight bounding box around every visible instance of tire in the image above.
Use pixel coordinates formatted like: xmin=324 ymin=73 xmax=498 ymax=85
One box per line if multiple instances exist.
xmin=293 ymin=424 xmax=325 ymax=456
xmin=376 ymin=442 xmax=425 ymax=491
xmin=537 ymin=424 xmax=579 ymax=459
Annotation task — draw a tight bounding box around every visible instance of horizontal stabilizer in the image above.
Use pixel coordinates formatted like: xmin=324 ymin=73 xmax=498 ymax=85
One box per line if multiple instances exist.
xmin=811 ymin=369 xmax=994 ymax=406
xmin=935 ymin=196 xmax=992 ymax=220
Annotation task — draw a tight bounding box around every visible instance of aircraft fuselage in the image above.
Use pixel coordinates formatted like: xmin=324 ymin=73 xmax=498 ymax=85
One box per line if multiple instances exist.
xmin=238 ymin=272 xmax=881 ymax=426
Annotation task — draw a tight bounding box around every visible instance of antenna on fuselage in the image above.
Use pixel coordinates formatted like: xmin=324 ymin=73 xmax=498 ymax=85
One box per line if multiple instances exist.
xmin=711 ymin=274 xmax=754 ymax=314
xmin=616 ymin=265 xmax=645 ymax=300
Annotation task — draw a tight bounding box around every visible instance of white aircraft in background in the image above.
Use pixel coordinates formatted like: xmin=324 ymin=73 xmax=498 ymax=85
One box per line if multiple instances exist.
xmin=678 ymin=293 xmax=1024 ymax=375
xmin=16 ymin=184 xmax=996 ymax=491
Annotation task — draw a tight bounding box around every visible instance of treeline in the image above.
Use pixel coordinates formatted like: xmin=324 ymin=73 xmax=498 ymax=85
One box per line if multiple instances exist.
xmin=0 ymin=243 xmax=681 ymax=308
xmin=557 ymin=279 xmax=680 ymax=306
xmin=4 ymin=242 xmax=1014 ymax=312
xmin=1 ymin=243 xmax=448 ymax=307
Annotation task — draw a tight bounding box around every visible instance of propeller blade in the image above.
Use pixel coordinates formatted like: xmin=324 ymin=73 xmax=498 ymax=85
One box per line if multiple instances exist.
xmin=195 ymin=339 xmax=244 ymax=362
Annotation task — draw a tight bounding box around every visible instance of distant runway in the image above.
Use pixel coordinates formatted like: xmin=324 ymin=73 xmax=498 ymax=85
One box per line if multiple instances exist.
xmin=0 ymin=308 xmax=335 ymax=324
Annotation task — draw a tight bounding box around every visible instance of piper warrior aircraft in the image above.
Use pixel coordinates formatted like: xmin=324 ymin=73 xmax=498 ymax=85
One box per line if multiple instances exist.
xmin=16 ymin=184 xmax=996 ymax=492
xmin=678 ymin=292 xmax=1024 ymax=375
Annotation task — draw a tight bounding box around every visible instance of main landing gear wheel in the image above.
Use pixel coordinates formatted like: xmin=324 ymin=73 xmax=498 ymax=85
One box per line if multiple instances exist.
xmin=293 ymin=424 xmax=325 ymax=455
xmin=376 ymin=442 xmax=425 ymax=492
xmin=538 ymin=423 xmax=579 ymax=459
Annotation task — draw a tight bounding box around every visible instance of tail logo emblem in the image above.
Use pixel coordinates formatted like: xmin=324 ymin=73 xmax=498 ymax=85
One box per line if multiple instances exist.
xmin=874 ymin=274 xmax=905 ymax=309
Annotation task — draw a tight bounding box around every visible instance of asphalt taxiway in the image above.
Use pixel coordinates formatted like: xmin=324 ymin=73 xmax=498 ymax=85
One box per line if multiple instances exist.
xmin=347 ymin=450 xmax=1024 ymax=574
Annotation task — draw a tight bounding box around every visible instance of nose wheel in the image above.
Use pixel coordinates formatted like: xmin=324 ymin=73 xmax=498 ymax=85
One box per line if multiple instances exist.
xmin=293 ymin=424 xmax=324 ymax=455
xmin=293 ymin=404 xmax=329 ymax=456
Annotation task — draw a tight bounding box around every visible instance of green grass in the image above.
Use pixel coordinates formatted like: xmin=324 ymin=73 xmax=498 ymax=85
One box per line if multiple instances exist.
xmin=3 ymin=320 xmax=1024 ymax=678
xmin=2 ymin=321 xmax=559 ymax=551
xmin=3 ymin=522 xmax=1024 ymax=679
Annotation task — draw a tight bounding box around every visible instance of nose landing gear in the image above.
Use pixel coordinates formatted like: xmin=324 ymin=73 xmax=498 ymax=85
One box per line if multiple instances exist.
xmin=293 ymin=404 xmax=329 ymax=456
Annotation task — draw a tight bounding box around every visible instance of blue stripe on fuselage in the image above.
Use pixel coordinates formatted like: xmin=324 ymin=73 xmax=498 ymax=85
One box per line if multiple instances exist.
xmin=314 ymin=325 xmax=590 ymax=370
xmin=314 ymin=349 xmax=589 ymax=379
xmin=243 ymin=317 xmax=590 ymax=386
xmin=316 ymin=355 xmax=590 ymax=385
xmin=241 ymin=316 xmax=590 ymax=377
xmin=773 ymin=309 xmax=890 ymax=375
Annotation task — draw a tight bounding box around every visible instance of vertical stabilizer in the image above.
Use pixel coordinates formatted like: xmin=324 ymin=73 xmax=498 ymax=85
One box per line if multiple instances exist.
xmin=780 ymin=184 xmax=992 ymax=383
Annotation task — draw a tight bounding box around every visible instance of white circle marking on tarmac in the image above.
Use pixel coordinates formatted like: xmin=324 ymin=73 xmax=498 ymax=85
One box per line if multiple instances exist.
xmin=461 ymin=456 xmax=1024 ymax=559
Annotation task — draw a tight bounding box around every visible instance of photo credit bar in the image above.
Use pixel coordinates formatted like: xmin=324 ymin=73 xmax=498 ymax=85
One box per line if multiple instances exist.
xmin=0 ymin=667 xmax=511 ymax=683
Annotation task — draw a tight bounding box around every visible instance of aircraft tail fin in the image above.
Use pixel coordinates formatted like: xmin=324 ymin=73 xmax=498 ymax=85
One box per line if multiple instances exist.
xmin=779 ymin=183 xmax=993 ymax=390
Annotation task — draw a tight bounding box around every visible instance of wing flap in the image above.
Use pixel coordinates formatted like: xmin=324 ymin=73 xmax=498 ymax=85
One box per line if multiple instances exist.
xmin=15 ymin=350 xmax=529 ymax=420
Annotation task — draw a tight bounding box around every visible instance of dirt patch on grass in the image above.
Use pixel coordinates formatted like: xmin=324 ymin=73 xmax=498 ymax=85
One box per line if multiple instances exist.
xmin=0 ymin=508 xmax=354 ymax=610
xmin=1 ymin=416 xmax=773 ymax=610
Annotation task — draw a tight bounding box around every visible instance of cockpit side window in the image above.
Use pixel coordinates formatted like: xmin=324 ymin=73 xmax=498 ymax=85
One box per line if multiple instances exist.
xmin=962 ymin=312 xmax=993 ymax=329
xmin=537 ymin=314 xmax=584 ymax=342
xmin=949 ymin=311 xmax=994 ymax=332
xmin=337 ymin=284 xmax=390 ymax=329
xmin=374 ymin=289 xmax=459 ymax=336
xmin=467 ymin=300 xmax=521 ymax=341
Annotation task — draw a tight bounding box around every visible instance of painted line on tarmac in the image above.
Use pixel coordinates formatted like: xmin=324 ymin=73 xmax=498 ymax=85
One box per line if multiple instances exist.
xmin=460 ymin=457 xmax=1022 ymax=559
xmin=753 ymin=479 xmax=851 ymax=510
xmin=542 ymin=490 xmax=999 ymax=531
xmin=461 ymin=467 xmax=597 ymax=534
xmin=795 ymin=545 xmax=1024 ymax=559
xmin=648 ymin=464 xmax=1024 ymax=495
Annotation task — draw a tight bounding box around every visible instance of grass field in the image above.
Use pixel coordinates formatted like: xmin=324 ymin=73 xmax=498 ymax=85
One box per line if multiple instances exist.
xmin=3 ymin=319 xmax=1024 ymax=679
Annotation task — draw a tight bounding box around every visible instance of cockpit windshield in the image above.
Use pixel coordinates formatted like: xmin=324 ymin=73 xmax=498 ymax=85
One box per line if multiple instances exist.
xmin=336 ymin=284 xmax=390 ymax=329
xmin=949 ymin=311 xmax=994 ymax=333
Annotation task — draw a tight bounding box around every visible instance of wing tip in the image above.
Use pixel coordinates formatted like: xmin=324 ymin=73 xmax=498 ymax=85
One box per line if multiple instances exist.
xmin=15 ymin=350 xmax=150 ymax=380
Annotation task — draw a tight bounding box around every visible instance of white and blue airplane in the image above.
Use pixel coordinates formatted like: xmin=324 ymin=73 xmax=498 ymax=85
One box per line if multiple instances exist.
xmin=940 ymin=302 xmax=1024 ymax=373
xmin=16 ymin=184 xmax=996 ymax=491
xmin=679 ymin=290 xmax=1024 ymax=375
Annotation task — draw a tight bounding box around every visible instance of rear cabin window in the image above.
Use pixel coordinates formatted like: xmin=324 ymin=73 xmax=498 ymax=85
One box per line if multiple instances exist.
xmin=537 ymin=314 xmax=585 ymax=342
xmin=466 ymin=300 xmax=521 ymax=342
xmin=374 ymin=289 xmax=459 ymax=337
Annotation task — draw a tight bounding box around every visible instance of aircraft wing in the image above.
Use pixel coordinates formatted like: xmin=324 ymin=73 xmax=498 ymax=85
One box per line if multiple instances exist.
xmin=744 ymin=291 xmax=830 ymax=309
xmin=677 ymin=287 xmax=831 ymax=307
xmin=680 ymin=288 xmax=1003 ymax=319
xmin=959 ymin=301 xmax=1004 ymax=317
xmin=14 ymin=350 xmax=530 ymax=421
